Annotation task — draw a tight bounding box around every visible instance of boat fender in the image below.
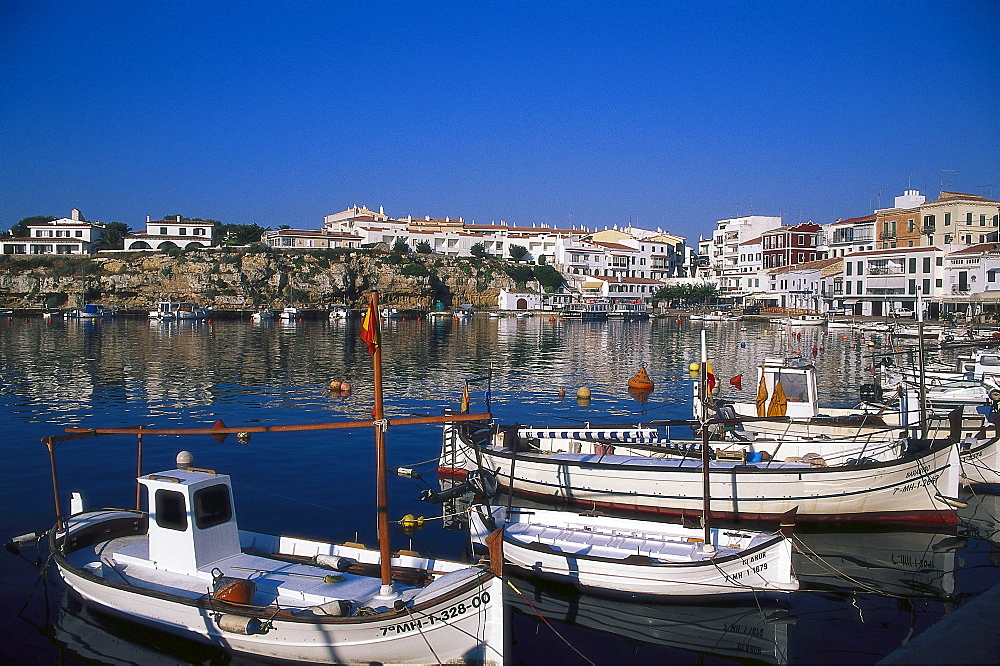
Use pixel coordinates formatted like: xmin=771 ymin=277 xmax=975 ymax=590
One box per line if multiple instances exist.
xmin=217 ymin=614 xmax=262 ymax=635
xmin=315 ymin=554 xmax=353 ymax=572
xmin=304 ymin=599 xmax=352 ymax=616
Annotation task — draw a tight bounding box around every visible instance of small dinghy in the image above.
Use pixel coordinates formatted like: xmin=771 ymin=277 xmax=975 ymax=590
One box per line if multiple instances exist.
xmin=470 ymin=505 xmax=797 ymax=598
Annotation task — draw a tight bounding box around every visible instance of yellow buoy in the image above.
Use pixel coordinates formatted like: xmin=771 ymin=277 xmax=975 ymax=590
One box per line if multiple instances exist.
xmin=577 ymin=387 xmax=591 ymax=399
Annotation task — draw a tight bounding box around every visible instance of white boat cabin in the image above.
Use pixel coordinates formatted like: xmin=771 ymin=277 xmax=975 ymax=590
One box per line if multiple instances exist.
xmin=752 ymin=357 xmax=821 ymax=419
xmin=136 ymin=468 xmax=241 ymax=578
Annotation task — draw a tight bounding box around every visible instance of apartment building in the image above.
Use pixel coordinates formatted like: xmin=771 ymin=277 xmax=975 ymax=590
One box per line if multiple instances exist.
xmin=821 ymin=214 xmax=877 ymax=258
xmin=919 ymin=191 xmax=1000 ymax=248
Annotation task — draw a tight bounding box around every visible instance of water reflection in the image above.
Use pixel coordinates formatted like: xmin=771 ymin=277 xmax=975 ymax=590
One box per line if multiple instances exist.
xmin=2 ymin=314 xmax=997 ymax=664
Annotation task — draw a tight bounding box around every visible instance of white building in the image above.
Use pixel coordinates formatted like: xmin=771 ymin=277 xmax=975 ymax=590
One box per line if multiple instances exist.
xmin=765 ymin=257 xmax=843 ymax=312
xmin=124 ymin=215 xmax=215 ymax=251
xmin=262 ymin=228 xmax=363 ymax=250
xmin=847 ymin=246 xmax=944 ymax=317
xmin=1 ymin=209 xmax=107 ymax=255
xmin=819 ymin=214 xmax=877 ymax=258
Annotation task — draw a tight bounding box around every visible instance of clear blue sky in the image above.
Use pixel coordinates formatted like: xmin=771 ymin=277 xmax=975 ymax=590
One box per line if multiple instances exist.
xmin=2 ymin=1 xmax=997 ymax=240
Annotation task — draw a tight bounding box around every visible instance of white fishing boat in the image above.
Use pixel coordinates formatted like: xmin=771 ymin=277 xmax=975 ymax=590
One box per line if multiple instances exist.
xmin=40 ymin=292 xmax=505 ymax=664
xmin=277 ymin=306 xmax=301 ymax=321
xmin=149 ymin=302 xmax=210 ymax=320
xmin=783 ymin=314 xmax=826 ymax=326
xmin=469 ymin=505 xmax=797 ymax=597
xmin=382 ymin=308 xmax=403 ymax=321
xmin=439 ymin=421 xmax=962 ymax=526
xmin=881 ymin=348 xmax=1000 ymax=388
xmin=328 ymin=304 xmax=352 ymax=320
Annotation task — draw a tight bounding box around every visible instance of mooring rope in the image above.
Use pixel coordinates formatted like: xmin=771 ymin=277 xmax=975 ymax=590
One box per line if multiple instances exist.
xmin=506 ymin=579 xmax=597 ymax=666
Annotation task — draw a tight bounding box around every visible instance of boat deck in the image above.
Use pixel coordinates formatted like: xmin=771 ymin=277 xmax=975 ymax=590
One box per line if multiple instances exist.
xmin=66 ymin=535 xmax=397 ymax=609
xmin=509 ymin=523 xmax=718 ymax=562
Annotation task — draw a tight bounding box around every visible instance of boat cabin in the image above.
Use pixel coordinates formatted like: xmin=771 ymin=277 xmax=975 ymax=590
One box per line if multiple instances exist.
xmin=755 ymin=357 xmax=820 ymax=419
xmin=137 ymin=468 xmax=241 ymax=577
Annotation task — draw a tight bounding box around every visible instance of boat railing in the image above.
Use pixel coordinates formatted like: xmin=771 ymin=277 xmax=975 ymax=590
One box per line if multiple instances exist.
xmin=43 ymin=411 xmax=492 ymax=533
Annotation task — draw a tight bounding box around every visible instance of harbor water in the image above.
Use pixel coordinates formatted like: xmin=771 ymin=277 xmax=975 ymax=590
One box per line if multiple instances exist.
xmin=2 ymin=313 xmax=999 ymax=664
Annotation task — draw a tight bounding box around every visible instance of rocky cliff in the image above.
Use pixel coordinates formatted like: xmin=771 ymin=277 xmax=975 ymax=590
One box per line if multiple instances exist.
xmin=0 ymin=249 xmax=521 ymax=312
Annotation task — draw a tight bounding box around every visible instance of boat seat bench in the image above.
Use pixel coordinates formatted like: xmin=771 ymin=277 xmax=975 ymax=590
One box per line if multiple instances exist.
xmin=106 ymin=539 xmax=386 ymax=607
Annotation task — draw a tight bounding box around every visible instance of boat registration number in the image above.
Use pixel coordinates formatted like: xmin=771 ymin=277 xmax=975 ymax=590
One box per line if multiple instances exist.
xmin=379 ymin=590 xmax=491 ymax=636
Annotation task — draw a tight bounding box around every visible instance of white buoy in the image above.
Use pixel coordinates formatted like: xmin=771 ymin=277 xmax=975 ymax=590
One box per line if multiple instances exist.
xmin=176 ymin=450 xmax=194 ymax=469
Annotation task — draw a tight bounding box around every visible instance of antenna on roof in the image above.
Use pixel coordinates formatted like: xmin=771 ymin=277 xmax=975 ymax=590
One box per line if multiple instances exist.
xmin=941 ymin=170 xmax=958 ymax=191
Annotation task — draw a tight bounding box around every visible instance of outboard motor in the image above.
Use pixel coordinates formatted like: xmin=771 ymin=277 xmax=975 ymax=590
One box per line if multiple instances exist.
xmin=420 ymin=469 xmax=499 ymax=504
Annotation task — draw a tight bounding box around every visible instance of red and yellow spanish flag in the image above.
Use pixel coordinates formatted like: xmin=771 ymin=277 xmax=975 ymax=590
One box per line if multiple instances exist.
xmin=359 ymin=299 xmax=380 ymax=355
xmin=706 ymin=361 xmax=716 ymax=393
xmin=460 ymin=381 xmax=470 ymax=413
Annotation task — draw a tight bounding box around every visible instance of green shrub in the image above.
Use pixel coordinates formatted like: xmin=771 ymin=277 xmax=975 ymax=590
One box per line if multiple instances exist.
xmin=401 ymin=262 xmax=430 ymax=277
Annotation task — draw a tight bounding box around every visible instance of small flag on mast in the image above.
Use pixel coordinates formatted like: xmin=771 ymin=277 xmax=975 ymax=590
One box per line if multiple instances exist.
xmin=460 ymin=381 xmax=470 ymax=413
xmin=359 ymin=299 xmax=380 ymax=355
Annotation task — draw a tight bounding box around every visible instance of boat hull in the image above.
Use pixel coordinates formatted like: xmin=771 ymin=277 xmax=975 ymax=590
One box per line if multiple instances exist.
xmin=442 ymin=426 xmax=961 ymax=526
xmin=470 ymin=506 xmax=797 ymax=598
xmin=51 ymin=513 xmax=503 ymax=665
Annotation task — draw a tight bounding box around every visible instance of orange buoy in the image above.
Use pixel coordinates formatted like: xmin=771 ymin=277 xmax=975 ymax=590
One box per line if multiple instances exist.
xmin=210 ymin=420 xmax=229 ymax=444
xmin=627 ymin=366 xmax=654 ymax=392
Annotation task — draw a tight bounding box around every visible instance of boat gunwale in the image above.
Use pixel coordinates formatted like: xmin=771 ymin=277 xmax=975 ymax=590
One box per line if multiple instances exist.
xmin=51 ymin=510 xmax=497 ymax=626
xmin=468 ymin=436 xmax=958 ymax=476
xmin=498 ymin=524 xmax=788 ymax=569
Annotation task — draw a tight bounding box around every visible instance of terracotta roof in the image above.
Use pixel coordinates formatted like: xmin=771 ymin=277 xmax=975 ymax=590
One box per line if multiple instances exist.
xmin=832 ymin=214 xmax=876 ymax=225
xmin=766 ymin=257 xmax=842 ymax=274
xmin=947 ymin=243 xmax=1000 ymax=256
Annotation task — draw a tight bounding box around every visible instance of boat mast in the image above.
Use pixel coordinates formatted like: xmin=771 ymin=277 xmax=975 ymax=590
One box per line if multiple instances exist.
xmin=368 ymin=291 xmax=394 ymax=594
xmin=917 ymin=286 xmax=927 ymax=437
xmin=700 ymin=330 xmax=714 ymax=552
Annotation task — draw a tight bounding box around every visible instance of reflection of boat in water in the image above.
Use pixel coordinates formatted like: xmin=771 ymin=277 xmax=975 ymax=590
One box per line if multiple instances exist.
xmin=50 ymin=589 xmax=230 ymax=665
xmin=505 ymin=573 xmax=794 ymax=665
xmin=791 ymin=530 xmax=959 ymax=600
xmin=958 ymin=490 xmax=1000 ymax=542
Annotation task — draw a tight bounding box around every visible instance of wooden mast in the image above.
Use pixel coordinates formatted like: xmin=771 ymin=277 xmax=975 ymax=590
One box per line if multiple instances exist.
xmin=367 ymin=291 xmax=394 ymax=592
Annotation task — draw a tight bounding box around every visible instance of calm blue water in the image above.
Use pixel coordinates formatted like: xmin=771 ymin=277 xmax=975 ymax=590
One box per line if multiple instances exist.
xmin=1 ymin=314 xmax=998 ymax=664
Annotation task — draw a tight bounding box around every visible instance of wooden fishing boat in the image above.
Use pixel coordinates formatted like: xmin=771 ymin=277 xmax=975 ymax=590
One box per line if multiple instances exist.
xmin=440 ymin=421 xmax=962 ymax=526
xmin=469 ymin=505 xmax=797 ymax=597
xmin=40 ymin=292 xmax=505 ymax=664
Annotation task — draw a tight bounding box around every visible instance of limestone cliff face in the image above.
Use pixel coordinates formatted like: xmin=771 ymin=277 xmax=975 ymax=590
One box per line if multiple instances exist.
xmin=0 ymin=250 xmax=517 ymax=311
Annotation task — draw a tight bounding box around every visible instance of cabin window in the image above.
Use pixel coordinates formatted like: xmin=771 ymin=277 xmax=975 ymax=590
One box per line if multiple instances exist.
xmin=980 ymin=356 xmax=1000 ymax=367
xmin=194 ymin=485 xmax=233 ymax=529
xmin=776 ymin=373 xmax=809 ymax=403
xmin=155 ymin=489 xmax=188 ymax=531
